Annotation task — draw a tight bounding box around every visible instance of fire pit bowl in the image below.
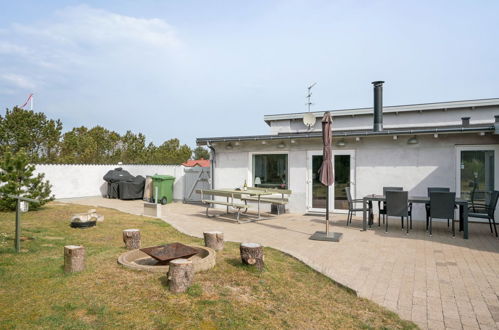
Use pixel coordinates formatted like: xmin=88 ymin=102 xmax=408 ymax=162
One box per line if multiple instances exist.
xmin=117 ymin=245 xmax=215 ymax=273
xmin=140 ymin=243 xmax=198 ymax=264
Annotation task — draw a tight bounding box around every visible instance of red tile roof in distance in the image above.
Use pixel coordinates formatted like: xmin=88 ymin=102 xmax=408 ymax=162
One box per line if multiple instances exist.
xmin=182 ymin=158 xmax=210 ymax=167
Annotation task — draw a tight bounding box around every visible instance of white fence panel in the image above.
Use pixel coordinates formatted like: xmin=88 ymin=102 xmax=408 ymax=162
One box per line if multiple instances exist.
xmin=183 ymin=167 xmax=211 ymax=203
xmin=34 ymin=164 xmax=185 ymax=200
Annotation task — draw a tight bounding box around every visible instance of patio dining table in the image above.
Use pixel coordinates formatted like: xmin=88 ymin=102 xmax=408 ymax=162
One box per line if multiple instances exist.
xmin=361 ymin=195 xmax=469 ymax=239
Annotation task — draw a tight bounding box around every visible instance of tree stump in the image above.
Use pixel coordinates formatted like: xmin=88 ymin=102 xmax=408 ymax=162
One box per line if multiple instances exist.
xmin=240 ymin=243 xmax=264 ymax=270
xmin=168 ymin=258 xmax=194 ymax=293
xmin=203 ymin=231 xmax=224 ymax=251
xmin=64 ymin=245 xmax=85 ymax=273
xmin=123 ymin=229 xmax=140 ymax=250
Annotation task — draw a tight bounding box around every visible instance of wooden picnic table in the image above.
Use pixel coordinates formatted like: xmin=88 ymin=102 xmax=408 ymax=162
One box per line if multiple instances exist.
xmin=198 ymin=188 xmax=274 ymax=222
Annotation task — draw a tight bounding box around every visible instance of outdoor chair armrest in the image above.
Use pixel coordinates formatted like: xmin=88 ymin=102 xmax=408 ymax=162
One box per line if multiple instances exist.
xmin=468 ymin=202 xmax=487 ymax=208
xmin=469 ymin=202 xmax=489 ymax=213
xmin=468 ymin=212 xmax=489 ymax=219
xmin=474 ymin=205 xmax=493 ymax=211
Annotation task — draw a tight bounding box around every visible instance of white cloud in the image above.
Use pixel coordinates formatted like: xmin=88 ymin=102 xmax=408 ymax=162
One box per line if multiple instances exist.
xmin=0 ymin=73 xmax=36 ymax=90
xmin=0 ymin=42 xmax=30 ymax=56
xmin=0 ymin=5 xmax=182 ymax=92
xmin=14 ymin=5 xmax=180 ymax=50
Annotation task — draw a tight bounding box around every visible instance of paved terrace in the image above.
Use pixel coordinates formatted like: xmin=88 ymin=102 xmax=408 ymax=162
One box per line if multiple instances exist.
xmin=64 ymin=197 xmax=499 ymax=330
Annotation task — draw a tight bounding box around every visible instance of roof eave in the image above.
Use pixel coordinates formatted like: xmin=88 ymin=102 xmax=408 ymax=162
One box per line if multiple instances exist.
xmin=197 ymin=126 xmax=495 ymax=145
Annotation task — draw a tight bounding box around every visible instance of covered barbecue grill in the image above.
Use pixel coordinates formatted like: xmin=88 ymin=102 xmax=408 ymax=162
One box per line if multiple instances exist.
xmin=119 ymin=175 xmax=146 ymax=200
xmin=103 ymin=168 xmax=145 ymax=200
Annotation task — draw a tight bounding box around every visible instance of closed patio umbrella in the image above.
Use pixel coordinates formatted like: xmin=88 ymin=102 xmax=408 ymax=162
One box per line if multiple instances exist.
xmin=319 ymin=112 xmax=334 ymax=188
xmin=310 ymin=111 xmax=343 ymax=242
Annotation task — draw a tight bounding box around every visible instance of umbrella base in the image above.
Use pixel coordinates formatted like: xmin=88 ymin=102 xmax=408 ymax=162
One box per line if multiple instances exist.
xmin=309 ymin=231 xmax=343 ymax=242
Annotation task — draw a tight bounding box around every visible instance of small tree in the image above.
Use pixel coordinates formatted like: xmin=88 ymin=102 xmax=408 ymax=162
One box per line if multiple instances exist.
xmin=0 ymin=149 xmax=54 ymax=211
xmin=193 ymin=146 xmax=210 ymax=160
xmin=0 ymin=107 xmax=62 ymax=163
xmin=152 ymin=139 xmax=192 ymax=164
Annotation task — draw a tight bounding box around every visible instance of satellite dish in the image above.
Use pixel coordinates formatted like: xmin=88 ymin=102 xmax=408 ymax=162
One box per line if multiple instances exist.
xmin=303 ymin=113 xmax=316 ymax=128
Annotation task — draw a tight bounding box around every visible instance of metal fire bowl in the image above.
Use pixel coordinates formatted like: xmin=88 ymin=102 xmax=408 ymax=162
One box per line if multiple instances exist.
xmin=140 ymin=243 xmax=198 ymax=264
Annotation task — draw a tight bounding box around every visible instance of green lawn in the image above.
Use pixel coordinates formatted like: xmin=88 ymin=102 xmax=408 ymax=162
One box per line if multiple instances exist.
xmin=0 ymin=203 xmax=417 ymax=329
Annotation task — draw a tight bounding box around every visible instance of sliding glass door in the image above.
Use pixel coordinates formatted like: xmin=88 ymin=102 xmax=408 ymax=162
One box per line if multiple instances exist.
xmin=456 ymin=145 xmax=499 ymax=220
xmin=334 ymin=154 xmax=351 ymax=210
xmin=307 ymin=150 xmax=355 ymax=213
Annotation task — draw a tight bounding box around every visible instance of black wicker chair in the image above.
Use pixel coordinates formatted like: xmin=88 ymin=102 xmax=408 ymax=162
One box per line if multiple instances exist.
xmin=469 ymin=190 xmax=499 ymax=237
xmin=345 ymin=187 xmax=364 ymax=226
xmin=379 ymin=187 xmax=411 ymax=229
xmin=429 ymin=192 xmax=456 ymax=237
xmin=425 ymin=187 xmax=450 ymax=230
xmin=385 ymin=191 xmax=410 ymax=234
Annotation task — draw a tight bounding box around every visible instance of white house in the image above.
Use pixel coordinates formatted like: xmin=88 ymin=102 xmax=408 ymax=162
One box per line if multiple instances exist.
xmin=197 ymin=83 xmax=499 ymax=221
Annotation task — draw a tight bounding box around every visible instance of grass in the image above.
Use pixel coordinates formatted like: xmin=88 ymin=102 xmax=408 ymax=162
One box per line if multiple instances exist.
xmin=0 ymin=203 xmax=417 ymax=329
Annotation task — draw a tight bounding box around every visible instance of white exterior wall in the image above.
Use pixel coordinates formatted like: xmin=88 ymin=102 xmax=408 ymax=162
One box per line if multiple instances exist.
xmin=213 ymin=133 xmax=499 ymax=220
xmin=269 ymin=106 xmax=499 ymax=134
xmin=214 ymin=146 xmax=310 ymax=213
xmin=288 ymin=150 xmax=307 ymax=213
xmin=214 ymin=152 xmax=248 ymax=190
xmin=34 ymin=164 xmax=185 ymax=200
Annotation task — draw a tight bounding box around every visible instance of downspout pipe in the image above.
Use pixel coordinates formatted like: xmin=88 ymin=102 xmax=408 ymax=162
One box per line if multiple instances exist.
xmin=207 ymin=142 xmax=216 ymax=189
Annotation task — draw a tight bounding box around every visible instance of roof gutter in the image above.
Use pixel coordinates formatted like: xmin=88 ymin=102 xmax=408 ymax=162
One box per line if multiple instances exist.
xmin=197 ymin=125 xmax=495 ymax=145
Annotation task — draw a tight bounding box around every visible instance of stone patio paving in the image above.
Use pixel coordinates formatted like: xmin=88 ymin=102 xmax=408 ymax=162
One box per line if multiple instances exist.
xmin=64 ymin=197 xmax=499 ymax=330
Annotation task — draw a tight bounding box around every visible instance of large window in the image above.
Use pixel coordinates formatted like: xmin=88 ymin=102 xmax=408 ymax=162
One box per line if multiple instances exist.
xmin=252 ymin=154 xmax=288 ymax=189
xmin=460 ymin=150 xmax=495 ymax=204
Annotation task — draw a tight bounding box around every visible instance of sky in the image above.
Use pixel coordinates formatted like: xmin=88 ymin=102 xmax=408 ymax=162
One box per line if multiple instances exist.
xmin=1 ymin=1 xmax=498 ymax=147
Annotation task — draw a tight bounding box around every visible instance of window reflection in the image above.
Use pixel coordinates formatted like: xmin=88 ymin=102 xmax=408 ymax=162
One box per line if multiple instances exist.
xmin=253 ymin=154 xmax=288 ymax=189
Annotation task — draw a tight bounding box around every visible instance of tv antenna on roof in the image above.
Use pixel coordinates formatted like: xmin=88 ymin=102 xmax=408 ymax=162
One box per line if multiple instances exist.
xmin=306 ymin=82 xmax=317 ymax=112
xmin=303 ymin=83 xmax=317 ymax=128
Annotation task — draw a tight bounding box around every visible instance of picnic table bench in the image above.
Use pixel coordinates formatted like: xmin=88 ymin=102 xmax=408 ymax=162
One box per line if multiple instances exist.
xmin=197 ymin=187 xmax=292 ymax=223
xmin=197 ymin=189 xmax=252 ymax=223
xmin=240 ymin=187 xmax=292 ymax=215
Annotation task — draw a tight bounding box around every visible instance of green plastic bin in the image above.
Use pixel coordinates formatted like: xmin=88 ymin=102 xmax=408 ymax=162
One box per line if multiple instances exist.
xmin=152 ymin=175 xmax=175 ymax=205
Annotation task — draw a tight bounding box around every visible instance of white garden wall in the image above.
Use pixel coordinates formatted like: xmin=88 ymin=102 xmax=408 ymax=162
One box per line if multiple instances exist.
xmin=34 ymin=164 xmax=185 ymax=200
